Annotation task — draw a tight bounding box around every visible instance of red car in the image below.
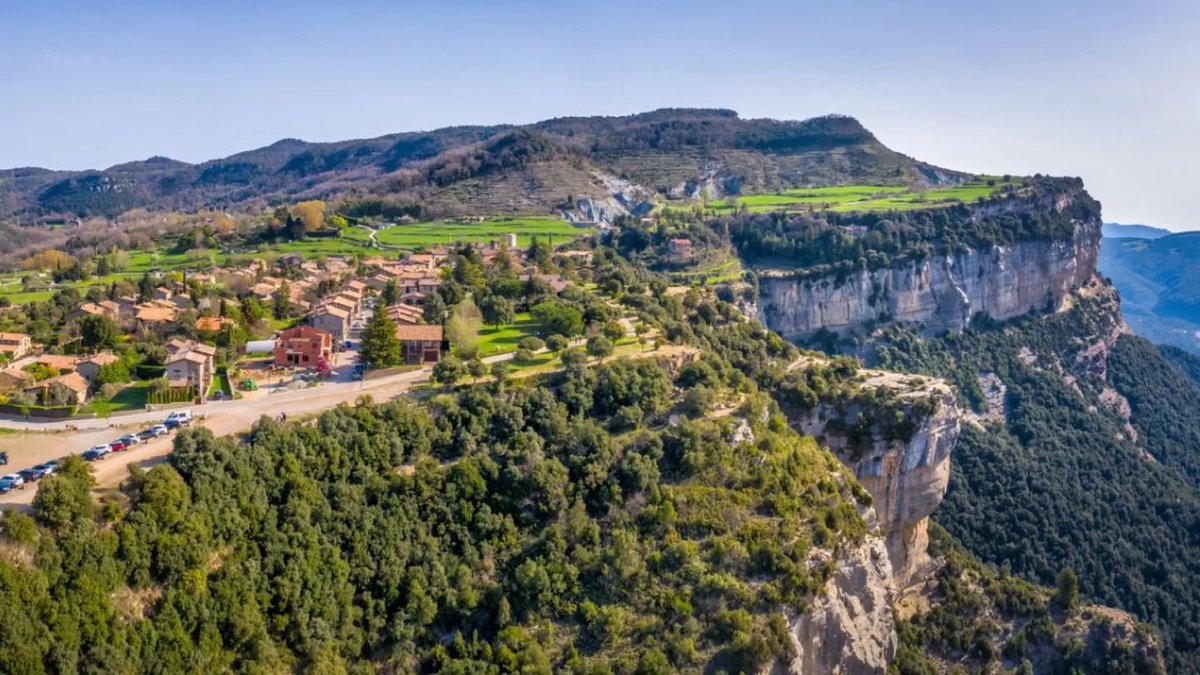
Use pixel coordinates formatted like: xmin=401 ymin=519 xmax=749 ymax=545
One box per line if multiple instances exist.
xmin=108 ymin=439 xmax=128 ymax=452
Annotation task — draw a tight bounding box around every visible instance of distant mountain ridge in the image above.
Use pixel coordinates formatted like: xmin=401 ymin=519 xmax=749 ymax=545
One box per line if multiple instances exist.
xmin=0 ymin=109 xmax=963 ymax=222
xmin=1102 ymin=222 xmax=1172 ymax=239
xmin=1100 ymin=227 xmax=1200 ymax=353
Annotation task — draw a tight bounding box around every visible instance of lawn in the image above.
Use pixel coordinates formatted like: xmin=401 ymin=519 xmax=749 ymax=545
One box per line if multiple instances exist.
xmin=375 ymin=217 xmax=586 ymax=249
xmin=477 ymin=313 xmax=541 ymax=357
xmin=208 ymin=371 xmax=237 ymax=399
xmin=342 ymin=226 xmax=375 ymax=243
xmin=707 ymin=178 xmax=1023 ymax=215
xmin=82 ymin=381 xmax=151 ymax=417
xmin=269 ymin=317 xmax=305 ymax=332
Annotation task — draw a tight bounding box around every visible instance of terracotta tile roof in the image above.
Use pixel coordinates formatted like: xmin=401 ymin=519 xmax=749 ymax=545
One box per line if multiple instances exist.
xmin=136 ymin=306 xmax=177 ymax=322
xmin=76 ymin=302 xmax=105 ymax=316
xmin=386 ymin=304 xmax=425 ymax=325
xmin=195 ymin=316 xmax=236 ymax=332
xmin=80 ymin=352 xmax=119 ymax=366
xmin=168 ymin=350 xmax=209 ymax=365
xmin=192 ymin=343 xmax=217 ymax=357
xmin=314 ymin=306 xmax=351 ymax=319
xmin=53 ymin=372 xmax=90 ymax=393
xmin=394 ymin=325 xmax=443 ymax=342
xmin=0 ymin=332 xmax=30 ymax=342
xmin=166 ymin=338 xmax=192 ymax=353
xmin=0 ymin=368 xmax=31 ymax=382
xmin=37 ymin=354 xmax=80 ymax=371
xmin=279 ymin=326 xmax=332 ymax=341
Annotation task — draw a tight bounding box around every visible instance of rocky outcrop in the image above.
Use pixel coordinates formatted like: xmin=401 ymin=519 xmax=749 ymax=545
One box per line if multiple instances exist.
xmin=757 ymin=208 xmax=1102 ymax=341
xmin=788 ymin=360 xmax=961 ymax=591
xmin=772 ymin=521 xmax=896 ymax=675
xmin=768 ymin=366 xmax=960 ymax=674
xmin=560 ymin=171 xmax=656 ymax=224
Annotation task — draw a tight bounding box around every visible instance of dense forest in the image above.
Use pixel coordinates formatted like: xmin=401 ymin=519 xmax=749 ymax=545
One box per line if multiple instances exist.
xmin=0 ymin=271 xmax=887 ymax=673
xmin=892 ymin=525 xmax=1165 ymax=675
xmin=0 ymin=242 xmax=1145 ymax=672
xmin=871 ymin=293 xmax=1200 ymax=671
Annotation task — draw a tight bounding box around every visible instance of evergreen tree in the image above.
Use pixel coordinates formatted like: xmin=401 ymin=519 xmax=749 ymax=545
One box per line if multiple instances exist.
xmin=360 ymin=303 xmax=401 ymax=368
xmin=423 ymin=293 xmax=447 ymax=325
xmin=272 ymin=280 xmax=291 ymax=320
xmin=78 ymin=314 xmax=119 ymax=350
xmin=381 ymin=279 xmax=400 ymax=306
xmin=1055 ymin=568 xmax=1079 ymax=612
xmin=138 ymin=272 xmax=155 ymax=302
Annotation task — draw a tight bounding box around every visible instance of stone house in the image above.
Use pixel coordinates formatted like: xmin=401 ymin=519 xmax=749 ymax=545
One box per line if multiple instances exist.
xmin=274 ymin=326 xmax=333 ymax=368
xmin=394 ymin=325 xmax=446 ymax=365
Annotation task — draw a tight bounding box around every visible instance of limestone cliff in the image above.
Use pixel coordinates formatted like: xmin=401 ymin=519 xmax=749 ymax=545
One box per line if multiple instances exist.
xmin=787 ymin=359 xmax=961 ymax=591
xmin=756 ymin=197 xmax=1102 ymax=341
xmin=772 ymin=518 xmax=896 ymax=675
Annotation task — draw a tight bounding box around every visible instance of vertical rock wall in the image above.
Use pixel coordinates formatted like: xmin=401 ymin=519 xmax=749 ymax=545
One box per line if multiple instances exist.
xmin=757 ymin=218 xmax=1102 ymax=341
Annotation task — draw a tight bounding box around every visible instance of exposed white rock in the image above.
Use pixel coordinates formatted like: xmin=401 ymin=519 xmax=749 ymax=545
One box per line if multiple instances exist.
xmin=757 ymin=217 xmax=1101 ymax=341
xmin=771 ymin=525 xmax=896 ymax=675
xmin=792 ymin=376 xmax=960 ymax=590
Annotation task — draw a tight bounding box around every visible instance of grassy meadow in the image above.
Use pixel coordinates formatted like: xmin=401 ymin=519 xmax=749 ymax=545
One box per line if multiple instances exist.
xmin=375 ymin=216 xmax=585 ymax=249
xmin=707 ymin=178 xmax=1023 ymax=215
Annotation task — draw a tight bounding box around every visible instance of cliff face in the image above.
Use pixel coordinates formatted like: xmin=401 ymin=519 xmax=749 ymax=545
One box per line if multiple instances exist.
xmin=757 ymin=205 xmax=1102 ymax=341
xmin=772 ymin=519 xmax=897 ymax=675
xmin=788 ymin=362 xmax=961 ymax=591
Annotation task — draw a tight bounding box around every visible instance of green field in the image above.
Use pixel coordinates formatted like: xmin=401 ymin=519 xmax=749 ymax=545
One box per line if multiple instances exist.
xmin=477 ymin=313 xmax=540 ymax=357
xmin=375 ymin=217 xmax=585 ymax=249
xmin=708 ymin=178 xmax=1022 ymax=214
xmin=80 ymin=381 xmax=151 ymax=417
xmin=342 ymin=226 xmax=375 ymax=243
xmin=669 ymin=257 xmax=743 ymax=286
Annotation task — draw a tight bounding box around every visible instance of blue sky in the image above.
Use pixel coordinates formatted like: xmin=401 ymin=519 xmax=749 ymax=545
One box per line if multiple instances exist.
xmin=2 ymin=0 xmax=1198 ymax=228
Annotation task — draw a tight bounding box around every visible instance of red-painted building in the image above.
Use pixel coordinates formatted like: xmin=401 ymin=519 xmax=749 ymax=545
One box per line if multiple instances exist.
xmin=274 ymin=326 xmax=333 ymax=368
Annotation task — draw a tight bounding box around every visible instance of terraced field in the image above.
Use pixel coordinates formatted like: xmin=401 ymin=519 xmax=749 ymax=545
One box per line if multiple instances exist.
xmin=375 ymin=216 xmax=586 ymax=249
xmin=708 ymin=178 xmax=1022 ymax=214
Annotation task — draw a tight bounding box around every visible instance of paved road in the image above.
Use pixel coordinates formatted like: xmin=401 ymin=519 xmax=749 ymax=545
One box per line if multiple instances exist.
xmin=0 ymin=347 xmax=540 ymax=509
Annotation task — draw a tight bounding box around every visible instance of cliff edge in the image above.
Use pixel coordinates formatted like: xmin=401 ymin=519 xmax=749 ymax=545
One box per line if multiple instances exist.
xmin=756 ymin=188 xmax=1102 ymax=341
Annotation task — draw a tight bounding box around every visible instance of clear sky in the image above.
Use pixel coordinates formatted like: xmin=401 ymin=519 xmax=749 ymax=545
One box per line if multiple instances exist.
xmin=2 ymin=0 xmax=1198 ymax=229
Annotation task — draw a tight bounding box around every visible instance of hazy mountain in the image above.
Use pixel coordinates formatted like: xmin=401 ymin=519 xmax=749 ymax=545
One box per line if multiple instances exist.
xmin=1102 ymin=222 xmax=1172 ymax=239
xmin=1101 ymin=230 xmax=1200 ymax=353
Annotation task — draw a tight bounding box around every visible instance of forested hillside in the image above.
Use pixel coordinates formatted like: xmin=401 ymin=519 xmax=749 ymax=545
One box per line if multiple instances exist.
xmin=0 ymin=110 xmax=957 ymax=221
xmin=0 ymin=245 xmax=1151 ymax=672
xmin=1100 ymin=231 xmax=1200 ymax=353
xmin=872 ymin=289 xmax=1200 ymax=671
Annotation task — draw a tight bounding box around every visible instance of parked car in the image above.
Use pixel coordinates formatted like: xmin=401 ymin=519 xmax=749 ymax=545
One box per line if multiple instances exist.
xmin=24 ymin=463 xmax=53 ymax=480
xmin=82 ymin=449 xmax=105 ymax=462
xmin=150 ymin=424 xmax=170 ymax=436
xmin=0 ymin=474 xmax=24 ymax=494
xmin=86 ymin=444 xmax=113 ymax=458
xmin=43 ymin=460 xmax=60 ymax=474
xmin=138 ymin=428 xmax=158 ymax=441
xmin=164 ymin=418 xmax=183 ymax=430
xmin=119 ymin=434 xmax=141 ymax=446
xmin=109 ymin=439 xmax=128 ymax=452
xmin=166 ymin=410 xmax=193 ymax=425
